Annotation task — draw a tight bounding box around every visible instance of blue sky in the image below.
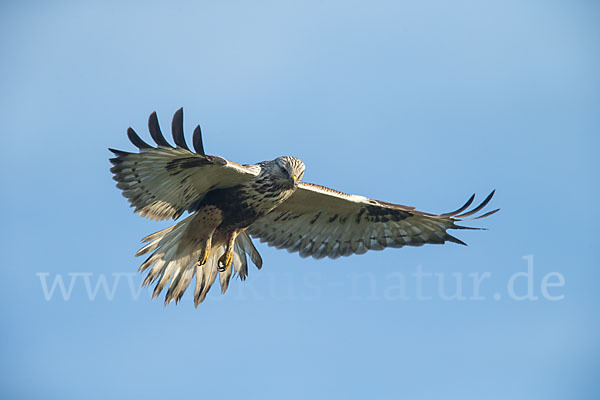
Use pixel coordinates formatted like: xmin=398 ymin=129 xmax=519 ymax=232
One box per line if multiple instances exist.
xmin=1 ymin=1 xmax=599 ymax=399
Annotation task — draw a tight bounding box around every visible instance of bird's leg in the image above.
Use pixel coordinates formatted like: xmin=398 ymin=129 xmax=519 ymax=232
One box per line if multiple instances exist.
xmin=197 ymin=235 xmax=212 ymax=266
xmin=218 ymin=231 xmax=238 ymax=272
xmin=183 ymin=206 xmax=223 ymax=267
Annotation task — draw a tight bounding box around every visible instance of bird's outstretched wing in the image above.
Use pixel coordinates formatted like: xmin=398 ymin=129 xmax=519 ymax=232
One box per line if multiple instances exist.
xmin=248 ymin=182 xmax=499 ymax=259
xmin=109 ymin=109 xmax=259 ymax=221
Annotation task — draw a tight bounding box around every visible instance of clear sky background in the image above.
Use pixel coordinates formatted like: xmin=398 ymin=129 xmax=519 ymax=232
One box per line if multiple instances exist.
xmin=1 ymin=1 xmax=599 ymax=399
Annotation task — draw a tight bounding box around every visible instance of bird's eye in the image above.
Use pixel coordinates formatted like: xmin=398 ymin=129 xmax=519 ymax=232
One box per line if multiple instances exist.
xmin=281 ymin=166 xmax=290 ymax=177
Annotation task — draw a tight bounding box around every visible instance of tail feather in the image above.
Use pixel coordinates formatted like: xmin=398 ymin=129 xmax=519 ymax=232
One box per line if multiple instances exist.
xmin=194 ymin=248 xmax=221 ymax=306
xmin=237 ymin=231 xmax=263 ymax=270
xmin=136 ymin=214 xmax=263 ymax=306
xmin=233 ymin=241 xmax=249 ymax=280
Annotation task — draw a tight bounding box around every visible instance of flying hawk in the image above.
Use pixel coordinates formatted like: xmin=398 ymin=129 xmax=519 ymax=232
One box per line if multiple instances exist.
xmin=109 ymin=109 xmax=498 ymax=306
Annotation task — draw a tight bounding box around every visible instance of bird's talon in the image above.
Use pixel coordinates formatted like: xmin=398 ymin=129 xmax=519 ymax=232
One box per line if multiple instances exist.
xmin=217 ymin=254 xmax=233 ymax=272
xmin=198 ymin=249 xmax=210 ymax=266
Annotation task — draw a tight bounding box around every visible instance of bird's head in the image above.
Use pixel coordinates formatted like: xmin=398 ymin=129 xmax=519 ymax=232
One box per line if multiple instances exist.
xmin=269 ymin=156 xmax=305 ymax=187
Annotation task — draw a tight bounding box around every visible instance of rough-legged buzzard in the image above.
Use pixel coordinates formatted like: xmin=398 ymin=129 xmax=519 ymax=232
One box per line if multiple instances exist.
xmin=109 ymin=109 xmax=498 ymax=306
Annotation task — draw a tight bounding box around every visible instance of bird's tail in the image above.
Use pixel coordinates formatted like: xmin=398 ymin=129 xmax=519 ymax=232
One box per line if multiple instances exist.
xmin=135 ymin=214 xmax=262 ymax=306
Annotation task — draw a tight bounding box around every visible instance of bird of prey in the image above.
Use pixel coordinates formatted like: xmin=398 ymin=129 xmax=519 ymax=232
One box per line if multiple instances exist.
xmin=109 ymin=109 xmax=498 ymax=306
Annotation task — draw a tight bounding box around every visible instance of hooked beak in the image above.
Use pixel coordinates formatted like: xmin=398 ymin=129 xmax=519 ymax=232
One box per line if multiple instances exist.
xmin=291 ymin=175 xmax=298 ymax=185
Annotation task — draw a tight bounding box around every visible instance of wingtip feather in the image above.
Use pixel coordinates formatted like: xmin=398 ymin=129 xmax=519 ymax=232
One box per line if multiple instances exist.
xmin=148 ymin=111 xmax=173 ymax=148
xmin=171 ymin=107 xmax=190 ymax=150
xmin=193 ymin=124 xmax=206 ymax=155
xmin=127 ymin=127 xmax=152 ymax=149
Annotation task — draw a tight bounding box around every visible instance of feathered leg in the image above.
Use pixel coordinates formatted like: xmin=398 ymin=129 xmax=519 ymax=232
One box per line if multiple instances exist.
xmin=218 ymin=230 xmax=238 ymax=272
xmin=184 ymin=205 xmax=223 ymax=266
xmin=197 ymin=236 xmax=212 ymax=266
